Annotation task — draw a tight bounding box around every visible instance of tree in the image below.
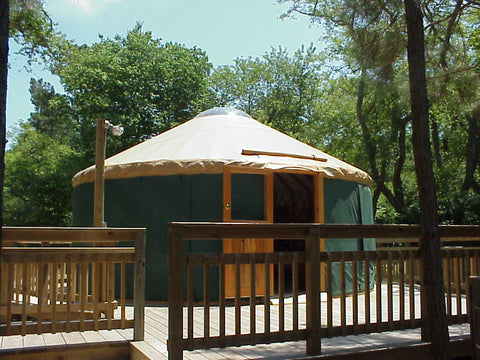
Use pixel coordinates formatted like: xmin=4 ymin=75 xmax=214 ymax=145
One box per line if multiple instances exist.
xmin=280 ymin=0 xmax=416 ymax=219
xmin=3 ymin=25 xmax=215 ymax=226
xmin=2 ymin=78 xmax=78 ymax=226
xmin=4 ymin=125 xmax=78 ymax=226
xmin=51 ymin=24 xmax=213 ymax=164
xmin=280 ymin=0 xmax=480 ymax=225
xmin=404 ymin=0 xmax=450 ymax=357
xmin=461 ymin=9 xmax=480 ymax=195
xmin=210 ymin=46 xmax=325 ymax=137
xmin=281 ymin=0 xmax=455 ymax=356
xmin=9 ymin=0 xmax=66 ymax=65
xmin=28 ymin=78 xmax=76 ymax=143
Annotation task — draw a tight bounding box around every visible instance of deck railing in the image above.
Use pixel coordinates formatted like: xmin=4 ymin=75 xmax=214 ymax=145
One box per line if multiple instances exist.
xmin=167 ymin=223 xmax=480 ymax=359
xmin=0 ymin=227 xmax=145 ymax=340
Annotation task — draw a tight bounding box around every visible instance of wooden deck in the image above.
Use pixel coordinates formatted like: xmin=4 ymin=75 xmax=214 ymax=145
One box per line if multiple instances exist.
xmin=0 ymin=283 xmax=471 ymax=359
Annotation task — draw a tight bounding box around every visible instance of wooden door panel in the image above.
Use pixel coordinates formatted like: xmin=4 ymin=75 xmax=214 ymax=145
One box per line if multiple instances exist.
xmin=223 ymin=238 xmax=273 ymax=297
xmin=223 ymin=168 xmax=273 ymax=298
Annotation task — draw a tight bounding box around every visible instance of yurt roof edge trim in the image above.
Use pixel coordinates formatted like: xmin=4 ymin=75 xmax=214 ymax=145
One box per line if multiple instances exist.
xmin=72 ymin=111 xmax=373 ymax=187
xmin=72 ymin=157 xmax=372 ymax=187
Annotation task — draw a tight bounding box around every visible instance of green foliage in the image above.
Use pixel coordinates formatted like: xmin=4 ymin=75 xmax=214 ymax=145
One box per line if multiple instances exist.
xmin=5 ymin=24 xmax=214 ymax=226
xmin=28 ymin=78 xmax=77 ymax=143
xmin=211 ymin=45 xmax=325 ymax=136
xmin=9 ymin=0 xmax=67 ymax=65
xmin=279 ymin=0 xmax=480 ymax=224
xmin=53 ymin=24 xmax=213 ymax=161
xmin=6 ymin=3 xmax=480 ymax=227
xmin=4 ymin=125 xmax=79 ymax=226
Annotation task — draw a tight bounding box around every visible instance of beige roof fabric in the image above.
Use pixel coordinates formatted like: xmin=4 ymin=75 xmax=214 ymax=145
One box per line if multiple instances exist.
xmin=72 ymin=110 xmax=372 ymax=187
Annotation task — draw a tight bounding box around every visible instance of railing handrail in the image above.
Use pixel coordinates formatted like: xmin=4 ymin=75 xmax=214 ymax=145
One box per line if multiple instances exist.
xmin=2 ymin=226 xmax=144 ymax=245
xmin=169 ymin=222 xmax=480 ymax=239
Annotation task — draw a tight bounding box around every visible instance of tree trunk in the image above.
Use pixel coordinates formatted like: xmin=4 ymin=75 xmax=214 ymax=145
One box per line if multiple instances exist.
xmin=404 ymin=0 xmax=450 ymax=359
xmin=356 ymin=74 xmax=407 ymax=216
xmin=462 ymin=106 xmax=480 ymax=194
xmin=0 ymin=0 xmax=9 ymax=288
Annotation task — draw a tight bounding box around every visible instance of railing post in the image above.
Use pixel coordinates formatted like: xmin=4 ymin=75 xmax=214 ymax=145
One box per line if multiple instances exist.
xmin=168 ymin=226 xmax=185 ymax=360
xmin=305 ymin=228 xmax=321 ymax=355
xmin=470 ymin=276 xmax=480 ymax=360
xmin=133 ymin=229 xmax=145 ymax=341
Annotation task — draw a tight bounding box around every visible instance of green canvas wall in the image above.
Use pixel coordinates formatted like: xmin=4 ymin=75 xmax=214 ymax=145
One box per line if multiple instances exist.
xmin=73 ymin=174 xmax=374 ymax=301
xmin=73 ymin=174 xmax=223 ymax=301
xmin=324 ymin=178 xmax=375 ymax=295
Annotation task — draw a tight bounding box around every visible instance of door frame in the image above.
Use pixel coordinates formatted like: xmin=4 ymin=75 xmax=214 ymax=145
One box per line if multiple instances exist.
xmin=222 ymin=166 xmax=273 ymax=297
xmin=222 ymin=166 xmax=326 ymax=295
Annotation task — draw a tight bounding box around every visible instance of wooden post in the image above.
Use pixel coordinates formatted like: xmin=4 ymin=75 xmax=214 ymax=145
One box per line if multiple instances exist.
xmin=470 ymin=276 xmax=480 ymax=360
xmin=168 ymin=226 xmax=185 ymax=360
xmin=93 ymin=118 xmax=107 ymax=227
xmin=305 ymin=229 xmax=321 ymax=355
xmin=134 ymin=230 xmax=145 ymax=341
xmin=93 ymin=120 xmax=113 ymax=318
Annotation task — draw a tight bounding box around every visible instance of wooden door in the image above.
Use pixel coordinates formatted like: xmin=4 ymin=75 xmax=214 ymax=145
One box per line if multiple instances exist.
xmin=222 ymin=167 xmax=273 ymax=298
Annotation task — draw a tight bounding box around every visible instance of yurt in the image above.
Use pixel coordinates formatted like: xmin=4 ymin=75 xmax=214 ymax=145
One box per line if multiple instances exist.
xmin=72 ymin=108 xmax=374 ymax=301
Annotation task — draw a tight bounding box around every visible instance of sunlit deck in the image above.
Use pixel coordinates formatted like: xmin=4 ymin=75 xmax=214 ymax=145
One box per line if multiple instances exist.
xmin=0 ymin=224 xmax=477 ymax=359
xmin=0 ymin=284 xmax=471 ymax=360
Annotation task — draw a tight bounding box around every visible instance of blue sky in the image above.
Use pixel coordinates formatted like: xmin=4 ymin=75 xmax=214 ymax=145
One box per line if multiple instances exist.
xmin=7 ymin=0 xmax=323 ymax=135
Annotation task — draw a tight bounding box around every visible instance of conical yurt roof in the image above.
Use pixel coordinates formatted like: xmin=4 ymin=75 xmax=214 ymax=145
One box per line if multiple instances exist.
xmin=72 ymin=108 xmax=372 ymax=187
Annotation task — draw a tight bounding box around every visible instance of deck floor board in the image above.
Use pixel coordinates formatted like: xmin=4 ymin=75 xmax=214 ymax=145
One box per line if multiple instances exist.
xmin=0 ymin=283 xmax=470 ymax=359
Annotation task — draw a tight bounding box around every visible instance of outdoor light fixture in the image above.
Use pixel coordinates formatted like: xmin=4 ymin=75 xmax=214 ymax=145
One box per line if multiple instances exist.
xmin=93 ymin=119 xmax=124 ymax=227
xmin=105 ymin=120 xmax=124 ymax=136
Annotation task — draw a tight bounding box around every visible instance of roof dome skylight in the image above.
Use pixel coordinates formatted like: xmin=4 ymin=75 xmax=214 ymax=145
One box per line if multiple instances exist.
xmin=194 ymin=107 xmax=252 ymax=119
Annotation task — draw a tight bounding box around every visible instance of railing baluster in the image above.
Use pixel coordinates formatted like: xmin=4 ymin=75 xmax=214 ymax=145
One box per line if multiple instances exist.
xmin=50 ymin=261 xmax=58 ymax=334
xmin=234 ymin=253 xmax=241 ymax=344
xmin=352 ymin=252 xmax=358 ymax=332
xmin=387 ymin=251 xmax=393 ymax=329
xmin=93 ymin=260 xmax=100 ymax=331
xmin=203 ymin=255 xmax=210 ymax=348
xmin=6 ymin=261 xmax=14 ymax=335
xmin=120 ymin=259 xmax=126 ymax=329
xmin=375 ymin=252 xmax=382 ymax=326
xmin=340 ymin=252 xmax=346 ymax=334
xmin=279 ymin=253 xmax=285 ymax=335
xmin=399 ymin=251 xmax=405 ymax=325
xmin=249 ymin=253 xmax=256 ymax=343
xmin=464 ymin=250 xmax=471 ymax=319
xmin=219 ymin=255 xmax=226 ymax=347
xmin=36 ymin=257 xmax=43 ymax=335
xmin=292 ymin=252 xmax=299 ymax=338
xmin=364 ymin=253 xmax=371 ymax=328
xmin=454 ymin=250 xmax=462 ymax=317
xmin=21 ymin=261 xmax=28 ymax=336
xmin=80 ymin=258 xmax=87 ymax=332
xmin=326 ymin=252 xmax=333 ymax=334
xmin=264 ymin=255 xmax=271 ymax=344
xmin=59 ymin=262 xmax=66 ymax=303
xmin=445 ymin=251 xmax=452 ymax=316
xmin=66 ymin=258 xmax=73 ymax=333
xmin=408 ymin=250 xmax=415 ymax=327
xmin=15 ymin=263 xmax=21 ymax=304
xmin=187 ymin=256 xmax=194 ymax=350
